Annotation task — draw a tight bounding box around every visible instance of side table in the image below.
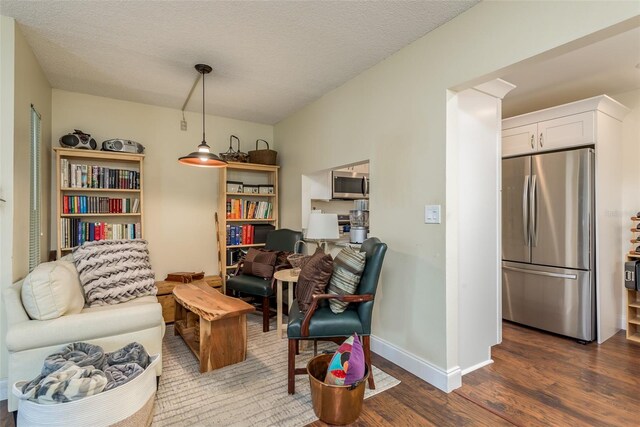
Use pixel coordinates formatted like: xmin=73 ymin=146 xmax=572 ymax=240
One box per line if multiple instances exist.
xmin=274 ymin=268 xmax=299 ymax=339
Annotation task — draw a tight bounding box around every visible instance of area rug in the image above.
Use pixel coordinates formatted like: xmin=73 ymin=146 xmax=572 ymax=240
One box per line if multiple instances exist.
xmin=153 ymin=317 xmax=400 ymax=426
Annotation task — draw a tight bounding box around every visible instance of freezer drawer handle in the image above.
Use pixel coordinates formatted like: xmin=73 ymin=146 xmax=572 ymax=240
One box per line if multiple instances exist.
xmin=503 ymin=265 xmax=577 ymax=280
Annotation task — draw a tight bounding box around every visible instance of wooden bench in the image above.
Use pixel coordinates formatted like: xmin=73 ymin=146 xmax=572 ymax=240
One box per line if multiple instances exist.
xmin=173 ymin=281 xmax=255 ymax=373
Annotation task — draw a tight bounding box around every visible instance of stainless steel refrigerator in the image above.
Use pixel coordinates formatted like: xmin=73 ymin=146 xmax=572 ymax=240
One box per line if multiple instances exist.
xmin=502 ymin=147 xmax=595 ymax=342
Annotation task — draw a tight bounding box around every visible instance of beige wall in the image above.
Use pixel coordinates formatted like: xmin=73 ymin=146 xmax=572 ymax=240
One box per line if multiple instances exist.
xmin=1 ymin=20 xmax=52 ymax=382
xmin=274 ymin=0 xmax=639 ymax=377
xmin=614 ymin=88 xmax=640 ymax=326
xmin=52 ymin=90 xmax=273 ymax=279
xmin=13 ymin=24 xmax=52 ymax=282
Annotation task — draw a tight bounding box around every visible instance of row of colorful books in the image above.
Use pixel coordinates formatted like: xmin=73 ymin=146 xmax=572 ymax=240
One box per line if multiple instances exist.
xmin=226 ymin=225 xmax=256 ymax=246
xmin=226 ymin=199 xmax=273 ymax=219
xmin=61 ymin=159 xmax=140 ymax=189
xmin=62 ymin=196 xmax=140 ymax=214
xmin=61 ymin=218 xmax=141 ymax=248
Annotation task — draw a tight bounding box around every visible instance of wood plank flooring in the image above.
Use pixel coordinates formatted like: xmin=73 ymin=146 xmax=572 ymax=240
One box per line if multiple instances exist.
xmin=3 ymin=321 xmax=639 ymax=426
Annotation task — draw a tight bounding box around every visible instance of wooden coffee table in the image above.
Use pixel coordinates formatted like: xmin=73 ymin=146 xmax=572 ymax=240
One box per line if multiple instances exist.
xmin=173 ymin=281 xmax=255 ymax=373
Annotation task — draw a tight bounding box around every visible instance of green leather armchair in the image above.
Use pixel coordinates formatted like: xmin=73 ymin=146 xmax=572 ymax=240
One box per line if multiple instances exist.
xmin=226 ymin=228 xmax=303 ymax=332
xmin=287 ymin=237 xmax=387 ymax=394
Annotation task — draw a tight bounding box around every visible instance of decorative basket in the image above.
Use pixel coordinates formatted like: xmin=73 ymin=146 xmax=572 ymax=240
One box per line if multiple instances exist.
xmin=13 ymin=355 xmax=159 ymax=427
xmin=220 ymin=135 xmax=249 ymax=162
xmin=287 ymin=253 xmax=309 ymax=269
xmin=287 ymin=253 xmax=310 ymax=276
xmin=248 ymin=139 xmax=277 ymax=165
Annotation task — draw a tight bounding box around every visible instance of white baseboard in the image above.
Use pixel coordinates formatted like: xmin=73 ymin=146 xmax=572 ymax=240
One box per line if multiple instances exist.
xmin=461 ymin=358 xmax=493 ymax=376
xmin=370 ymin=334 xmax=461 ymax=392
xmin=0 ymin=378 xmax=7 ymax=401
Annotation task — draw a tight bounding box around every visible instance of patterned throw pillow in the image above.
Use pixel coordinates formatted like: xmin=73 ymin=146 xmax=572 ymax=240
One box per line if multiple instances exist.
xmin=296 ymin=247 xmax=333 ymax=313
xmin=324 ymin=333 xmax=366 ymax=386
xmin=327 ymin=247 xmax=366 ymax=314
xmin=242 ymin=248 xmax=277 ymax=279
xmin=73 ymin=239 xmax=156 ymax=307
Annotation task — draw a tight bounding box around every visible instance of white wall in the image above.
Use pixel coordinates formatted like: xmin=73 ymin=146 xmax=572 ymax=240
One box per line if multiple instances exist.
xmin=613 ymin=88 xmax=640 ymax=328
xmin=274 ymin=1 xmax=639 ymax=391
xmin=52 ymin=90 xmax=273 ymax=279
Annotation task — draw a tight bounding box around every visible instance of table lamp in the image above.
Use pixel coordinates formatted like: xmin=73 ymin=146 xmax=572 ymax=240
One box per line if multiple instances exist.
xmin=305 ymin=213 xmax=339 ymax=252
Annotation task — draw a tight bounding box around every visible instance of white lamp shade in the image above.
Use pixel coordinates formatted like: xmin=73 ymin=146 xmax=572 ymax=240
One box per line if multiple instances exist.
xmin=306 ymin=213 xmax=339 ymax=240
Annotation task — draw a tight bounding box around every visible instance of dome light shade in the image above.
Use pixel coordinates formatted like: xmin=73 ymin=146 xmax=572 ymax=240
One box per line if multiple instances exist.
xmin=178 ymin=64 xmax=227 ymax=168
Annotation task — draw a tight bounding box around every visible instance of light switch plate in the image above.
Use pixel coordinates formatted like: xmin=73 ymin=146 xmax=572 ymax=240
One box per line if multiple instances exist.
xmin=425 ymin=205 xmax=441 ymax=224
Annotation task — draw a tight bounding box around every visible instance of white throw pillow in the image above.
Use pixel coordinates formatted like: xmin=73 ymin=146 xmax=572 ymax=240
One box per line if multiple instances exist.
xmin=21 ymin=260 xmax=85 ymax=320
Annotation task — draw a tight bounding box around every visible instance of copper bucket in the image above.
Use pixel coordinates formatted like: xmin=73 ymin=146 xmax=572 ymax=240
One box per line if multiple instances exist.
xmin=307 ymin=353 xmax=369 ymax=425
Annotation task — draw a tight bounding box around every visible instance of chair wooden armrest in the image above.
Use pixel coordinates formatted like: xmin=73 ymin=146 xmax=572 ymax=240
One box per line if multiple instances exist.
xmin=301 ymin=294 xmax=374 ymax=337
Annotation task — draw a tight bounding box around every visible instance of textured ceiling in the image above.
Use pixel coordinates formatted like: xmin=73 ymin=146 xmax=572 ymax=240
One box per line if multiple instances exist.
xmin=0 ymin=0 xmax=478 ymax=124
xmin=502 ymin=26 xmax=640 ymax=118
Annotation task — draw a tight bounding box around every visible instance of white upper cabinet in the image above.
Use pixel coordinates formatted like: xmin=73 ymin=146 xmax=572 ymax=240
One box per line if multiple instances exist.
xmin=502 ymin=95 xmax=628 ymax=158
xmin=538 ymin=111 xmax=595 ymax=152
xmin=502 ymin=123 xmax=537 ymax=157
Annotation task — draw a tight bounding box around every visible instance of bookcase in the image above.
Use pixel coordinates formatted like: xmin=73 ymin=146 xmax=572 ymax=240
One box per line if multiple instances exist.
xmin=218 ymin=162 xmax=279 ymax=285
xmin=54 ymin=147 xmax=144 ymax=258
xmin=627 ymin=216 xmax=640 ymax=343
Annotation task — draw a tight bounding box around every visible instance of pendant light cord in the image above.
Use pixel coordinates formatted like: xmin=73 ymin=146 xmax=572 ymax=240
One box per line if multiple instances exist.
xmin=202 ymin=70 xmax=206 ymax=143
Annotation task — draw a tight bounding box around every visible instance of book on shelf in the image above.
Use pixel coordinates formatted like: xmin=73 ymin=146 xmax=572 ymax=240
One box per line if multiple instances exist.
xmin=60 ymin=218 xmax=142 ymax=248
xmin=225 ymin=224 xmax=255 ymax=246
xmin=225 ymin=198 xmax=273 ymax=219
xmin=62 ymin=196 xmax=140 ymax=214
xmin=61 ymin=162 xmax=140 ymax=190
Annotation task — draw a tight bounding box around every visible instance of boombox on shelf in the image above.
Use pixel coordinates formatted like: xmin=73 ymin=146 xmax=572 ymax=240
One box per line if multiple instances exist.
xmin=102 ymin=139 xmax=145 ymax=154
xmin=59 ymin=130 xmax=97 ymax=150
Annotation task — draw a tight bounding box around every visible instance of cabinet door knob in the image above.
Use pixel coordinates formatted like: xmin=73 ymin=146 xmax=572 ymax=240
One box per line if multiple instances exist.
xmin=530 ymin=135 xmax=535 ymax=149
xmin=539 ymin=133 xmax=544 ymax=147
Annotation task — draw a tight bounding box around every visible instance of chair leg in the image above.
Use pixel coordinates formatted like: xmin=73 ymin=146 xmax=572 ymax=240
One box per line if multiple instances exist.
xmin=363 ymin=335 xmax=375 ymax=390
xmin=288 ymin=339 xmax=296 ymax=394
xmin=295 ymin=339 xmax=299 ymax=355
xmin=262 ymin=296 xmax=270 ymax=332
xmin=313 ymin=339 xmax=318 ymax=356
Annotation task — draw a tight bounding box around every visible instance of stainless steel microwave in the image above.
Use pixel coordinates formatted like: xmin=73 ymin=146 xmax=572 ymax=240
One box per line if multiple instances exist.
xmin=332 ymin=171 xmax=369 ymax=199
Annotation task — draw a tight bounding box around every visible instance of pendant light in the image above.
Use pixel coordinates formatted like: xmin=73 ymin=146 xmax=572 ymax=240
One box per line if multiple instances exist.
xmin=178 ymin=64 xmax=227 ymax=167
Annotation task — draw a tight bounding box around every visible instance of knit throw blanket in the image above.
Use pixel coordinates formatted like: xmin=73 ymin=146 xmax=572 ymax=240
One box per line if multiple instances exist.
xmin=18 ymin=342 xmax=151 ymax=403
xmin=73 ymin=239 xmax=156 ymax=307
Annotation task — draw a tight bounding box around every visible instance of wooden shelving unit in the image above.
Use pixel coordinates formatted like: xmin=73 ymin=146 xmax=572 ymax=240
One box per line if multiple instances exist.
xmin=218 ymin=162 xmax=279 ymax=288
xmin=627 ymin=216 xmax=640 ymax=343
xmin=54 ymin=147 xmax=144 ymax=258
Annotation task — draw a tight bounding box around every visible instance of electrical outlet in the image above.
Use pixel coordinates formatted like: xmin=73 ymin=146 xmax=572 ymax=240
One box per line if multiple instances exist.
xmin=180 ymin=120 xmax=187 ymax=131
xmin=425 ymin=205 xmax=441 ymax=224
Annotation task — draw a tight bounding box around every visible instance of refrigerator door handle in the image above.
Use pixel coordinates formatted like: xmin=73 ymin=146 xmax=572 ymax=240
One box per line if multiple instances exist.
xmin=523 ymin=175 xmax=530 ymax=244
xmin=503 ymin=265 xmax=577 ymax=280
xmin=530 ymin=174 xmax=538 ymax=246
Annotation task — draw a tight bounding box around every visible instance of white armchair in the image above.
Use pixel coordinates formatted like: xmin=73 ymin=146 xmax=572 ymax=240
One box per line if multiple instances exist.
xmin=3 ymin=264 xmax=165 ymax=413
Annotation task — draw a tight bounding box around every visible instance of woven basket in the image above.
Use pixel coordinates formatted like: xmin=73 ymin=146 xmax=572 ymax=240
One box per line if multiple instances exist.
xmin=248 ymin=139 xmax=277 ymax=165
xmin=287 ymin=253 xmax=309 ymax=269
xmin=220 ymin=135 xmax=248 ymax=162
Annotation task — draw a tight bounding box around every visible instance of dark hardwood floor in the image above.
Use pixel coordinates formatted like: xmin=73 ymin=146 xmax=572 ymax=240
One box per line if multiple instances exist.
xmin=309 ymin=321 xmax=640 ymax=427
xmin=3 ymin=322 xmax=639 ymax=426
